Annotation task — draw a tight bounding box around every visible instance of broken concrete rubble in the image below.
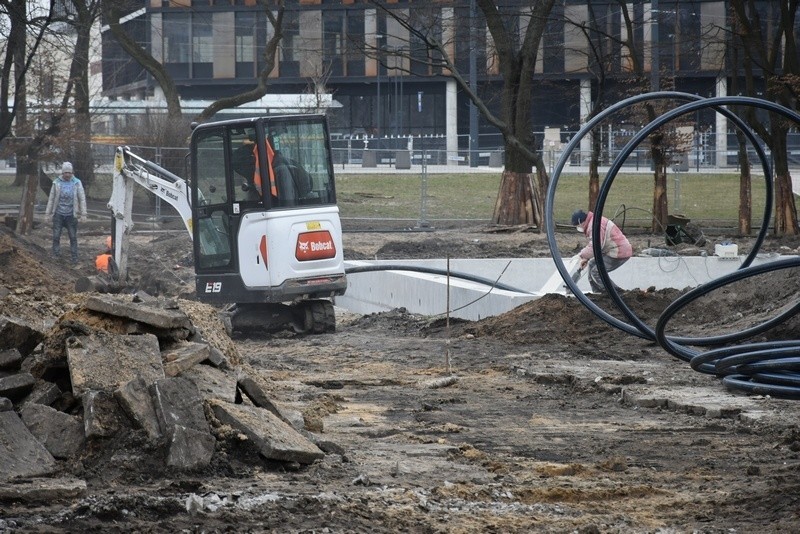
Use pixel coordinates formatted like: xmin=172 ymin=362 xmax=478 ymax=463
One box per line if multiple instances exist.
xmin=66 ymin=331 xmax=165 ymax=396
xmin=151 ymin=376 xmax=210 ymax=438
xmin=115 ymin=376 xmax=163 ymax=441
xmin=210 ymin=400 xmax=324 ymax=465
xmin=0 ymin=348 xmax=22 ymax=370
xmin=163 ymin=341 xmax=210 ymax=377
xmin=84 ymin=294 xmax=194 ymax=331
xmin=167 ymin=424 xmax=216 ymax=469
xmin=183 ymin=364 xmax=238 ymax=403
xmin=0 ymin=315 xmax=45 ymax=357
xmin=0 ymin=292 xmax=334 ymax=491
xmin=0 ymin=372 xmax=36 ymax=401
xmin=0 ymin=411 xmax=57 ymax=480
xmin=20 ymin=403 xmax=84 ymax=459
xmin=83 ymin=390 xmax=126 ymax=439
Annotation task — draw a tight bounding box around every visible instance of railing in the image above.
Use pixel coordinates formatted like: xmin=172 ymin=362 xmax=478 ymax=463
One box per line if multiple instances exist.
xmin=3 ymin=134 xmax=798 ymax=233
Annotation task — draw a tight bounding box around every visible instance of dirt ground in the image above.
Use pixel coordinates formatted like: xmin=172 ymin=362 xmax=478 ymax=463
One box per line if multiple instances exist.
xmin=1 ymin=217 xmax=800 ymax=533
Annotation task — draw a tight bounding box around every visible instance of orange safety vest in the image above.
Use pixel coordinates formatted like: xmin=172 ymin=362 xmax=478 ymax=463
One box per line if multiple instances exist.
xmin=96 ymin=253 xmax=112 ymax=273
xmin=265 ymin=140 xmax=278 ymax=197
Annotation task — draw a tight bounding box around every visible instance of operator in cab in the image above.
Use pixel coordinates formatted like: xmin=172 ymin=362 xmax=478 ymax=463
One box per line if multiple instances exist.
xmin=232 ymin=133 xmax=263 ymax=200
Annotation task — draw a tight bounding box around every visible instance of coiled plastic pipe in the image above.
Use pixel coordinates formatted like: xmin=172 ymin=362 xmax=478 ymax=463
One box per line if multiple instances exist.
xmin=547 ymin=93 xmax=800 ymax=398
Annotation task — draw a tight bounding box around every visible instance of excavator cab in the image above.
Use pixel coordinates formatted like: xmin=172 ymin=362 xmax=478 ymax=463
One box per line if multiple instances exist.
xmin=189 ymin=115 xmax=346 ymax=333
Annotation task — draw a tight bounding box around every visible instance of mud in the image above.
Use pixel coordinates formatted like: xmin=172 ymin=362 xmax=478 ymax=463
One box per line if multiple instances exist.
xmin=0 ymin=221 xmax=799 ymax=532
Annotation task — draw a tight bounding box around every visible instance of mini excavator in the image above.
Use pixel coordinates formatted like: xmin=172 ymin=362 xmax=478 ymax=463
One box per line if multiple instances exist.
xmin=107 ymin=114 xmax=347 ymax=334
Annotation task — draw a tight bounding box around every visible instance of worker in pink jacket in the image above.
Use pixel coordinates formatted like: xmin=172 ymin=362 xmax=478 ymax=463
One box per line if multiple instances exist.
xmin=571 ymin=209 xmax=632 ymax=293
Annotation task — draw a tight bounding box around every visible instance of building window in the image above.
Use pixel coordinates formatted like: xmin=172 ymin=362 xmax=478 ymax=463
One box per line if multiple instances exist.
xmin=236 ymin=11 xmax=256 ymax=77
xmin=543 ymin=2 xmax=564 ymax=73
xmin=164 ymin=12 xmax=190 ymax=77
xmin=281 ymin=10 xmax=300 ymax=77
xmin=345 ymin=9 xmax=364 ymax=76
xmin=193 ymin=15 xmax=213 ymax=77
xmin=323 ymin=11 xmax=344 ymax=76
xmin=677 ymin=1 xmax=702 ymax=71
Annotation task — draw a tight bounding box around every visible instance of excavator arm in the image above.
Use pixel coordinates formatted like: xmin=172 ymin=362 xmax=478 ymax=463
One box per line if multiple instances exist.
xmin=108 ymin=146 xmax=194 ymax=281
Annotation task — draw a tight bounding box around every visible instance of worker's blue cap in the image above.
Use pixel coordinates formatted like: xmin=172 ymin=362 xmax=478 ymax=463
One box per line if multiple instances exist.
xmin=571 ymin=209 xmax=587 ymax=226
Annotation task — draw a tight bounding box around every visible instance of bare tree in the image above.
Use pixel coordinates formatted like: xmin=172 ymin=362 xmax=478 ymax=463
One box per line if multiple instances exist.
xmin=563 ymin=4 xmax=697 ymax=232
xmin=615 ymin=3 xmax=671 ymax=233
xmin=728 ymin=0 xmax=799 ymax=236
xmin=366 ymin=0 xmax=556 ymax=228
xmin=194 ymin=2 xmax=285 ymax=123
xmin=102 ymin=0 xmax=182 ymax=122
xmin=0 ymin=0 xmax=52 ymax=141
xmin=65 ymin=0 xmax=103 ymax=194
xmin=103 ymin=0 xmax=286 ymax=126
xmin=728 ymin=12 xmax=752 ymax=237
xmin=0 ymin=1 xmax=59 ymax=234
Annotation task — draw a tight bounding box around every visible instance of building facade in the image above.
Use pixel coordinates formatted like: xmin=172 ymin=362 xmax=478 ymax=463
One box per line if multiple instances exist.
xmin=99 ymin=1 xmax=788 ymax=158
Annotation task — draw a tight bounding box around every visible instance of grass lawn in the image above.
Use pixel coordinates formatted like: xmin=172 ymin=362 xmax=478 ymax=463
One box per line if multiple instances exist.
xmin=336 ymin=171 xmax=777 ymax=230
xmin=0 ymin=168 xmax=787 ymax=231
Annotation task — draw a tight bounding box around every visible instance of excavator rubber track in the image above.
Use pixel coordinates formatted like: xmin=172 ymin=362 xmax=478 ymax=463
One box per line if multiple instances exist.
xmin=226 ymin=299 xmax=336 ymax=336
xmin=293 ymin=299 xmax=336 ymax=334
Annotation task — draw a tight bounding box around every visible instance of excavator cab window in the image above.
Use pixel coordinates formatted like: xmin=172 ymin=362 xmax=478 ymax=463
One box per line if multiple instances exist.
xmin=192 ymin=128 xmax=233 ymax=270
xmin=230 ymin=126 xmax=262 ymax=203
xmin=264 ymin=118 xmax=336 ymax=208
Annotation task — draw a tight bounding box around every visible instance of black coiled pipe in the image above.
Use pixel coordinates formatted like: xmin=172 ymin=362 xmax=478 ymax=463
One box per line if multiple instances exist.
xmin=546 ymin=93 xmax=800 ymax=398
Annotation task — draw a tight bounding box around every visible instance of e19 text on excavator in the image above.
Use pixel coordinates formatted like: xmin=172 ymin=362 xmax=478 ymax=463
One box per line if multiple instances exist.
xmin=107 ymin=114 xmax=347 ymax=335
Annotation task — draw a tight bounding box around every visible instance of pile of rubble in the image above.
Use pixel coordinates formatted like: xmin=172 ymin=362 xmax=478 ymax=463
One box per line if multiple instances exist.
xmin=0 ymin=293 xmax=333 ymax=501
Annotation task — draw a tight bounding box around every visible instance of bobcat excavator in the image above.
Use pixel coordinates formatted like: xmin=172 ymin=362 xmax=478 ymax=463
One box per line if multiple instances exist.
xmin=107 ymin=114 xmax=347 ymax=334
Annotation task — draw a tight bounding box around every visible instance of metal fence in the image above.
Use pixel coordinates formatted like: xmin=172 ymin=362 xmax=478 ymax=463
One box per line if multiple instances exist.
xmin=4 ymin=129 xmax=799 ymax=232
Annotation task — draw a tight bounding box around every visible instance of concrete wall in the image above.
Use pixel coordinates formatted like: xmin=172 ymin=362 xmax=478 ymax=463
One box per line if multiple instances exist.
xmin=338 ymin=254 xmax=791 ymax=321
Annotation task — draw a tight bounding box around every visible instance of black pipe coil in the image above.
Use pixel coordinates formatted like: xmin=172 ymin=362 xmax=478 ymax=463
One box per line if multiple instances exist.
xmin=546 ymin=93 xmax=800 ymax=399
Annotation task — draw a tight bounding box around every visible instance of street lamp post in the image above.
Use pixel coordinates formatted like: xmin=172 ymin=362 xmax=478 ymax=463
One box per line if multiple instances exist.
xmin=468 ymin=0 xmax=478 ymax=167
xmin=376 ymin=35 xmax=385 ymax=140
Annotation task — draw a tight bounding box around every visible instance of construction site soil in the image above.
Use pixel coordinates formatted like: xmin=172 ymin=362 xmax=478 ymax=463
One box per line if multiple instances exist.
xmin=1 ymin=218 xmax=800 ymax=533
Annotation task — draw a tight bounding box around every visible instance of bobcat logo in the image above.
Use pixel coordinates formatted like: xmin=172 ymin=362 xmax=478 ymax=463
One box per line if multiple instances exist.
xmin=296 ymin=230 xmax=336 ymax=261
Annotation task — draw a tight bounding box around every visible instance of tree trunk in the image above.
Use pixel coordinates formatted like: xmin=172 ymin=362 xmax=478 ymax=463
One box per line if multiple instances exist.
xmin=15 ymin=163 xmax=37 ymax=235
xmin=73 ymin=6 xmax=95 ymax=194
xmin=650 ymin=140 xmax=669 ymax=233
xmin=735 ymin=129 xmax=752 ymax=236
xmin=588 ymin=130 xmax=601 ymax=209
xmin=492 ymin=170 xmax=540 ymax=227
xmin=771 ymin=128 xmax=799 ymax=236
xmin=11 ymin=0 xmax=27 ymax=188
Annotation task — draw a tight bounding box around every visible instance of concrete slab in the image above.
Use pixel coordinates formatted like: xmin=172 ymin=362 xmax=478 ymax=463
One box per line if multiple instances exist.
xmin=205 ymin=346 xmax=233 ymax=370
xmin=151 ymin=377 xmax=209 ymax=438
xmin=67 ymin=332 xmax=164 ymax=396
xmin=0 ymin=372 xmax=36 ymax=402
xmin=115 ymin=376 xmax=162 ymax=440
xmin=83 ymin=390 xmax=126 ymax=439
xmin=183 ymin=364 xmax=237 ymax=403
xmin=20 ymin=403 xmax=85 ymax=459
xmin=19 ymin=381 xmax=62 ymax=409
xmin=167 ymin=424 xmax=216 ymax=470
xmin=163 ymin=342 xmax=211 ymax=377
xmin=0 ymin=348 xmax=22 ymax=370
xmin=84 ymin=294 xmax=193 ymax=331
xmin=0 ymin=316 xmax=45 ymax=357
xmin=238 ymin=375 xmax=285 ymax=420
xmin=0 ymin=411 xmax=57 ymax=480
xmin=210 ymin=400 xmax=324 ymax=465
xmin=0 ymin=477 xmax=87 ymax=503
